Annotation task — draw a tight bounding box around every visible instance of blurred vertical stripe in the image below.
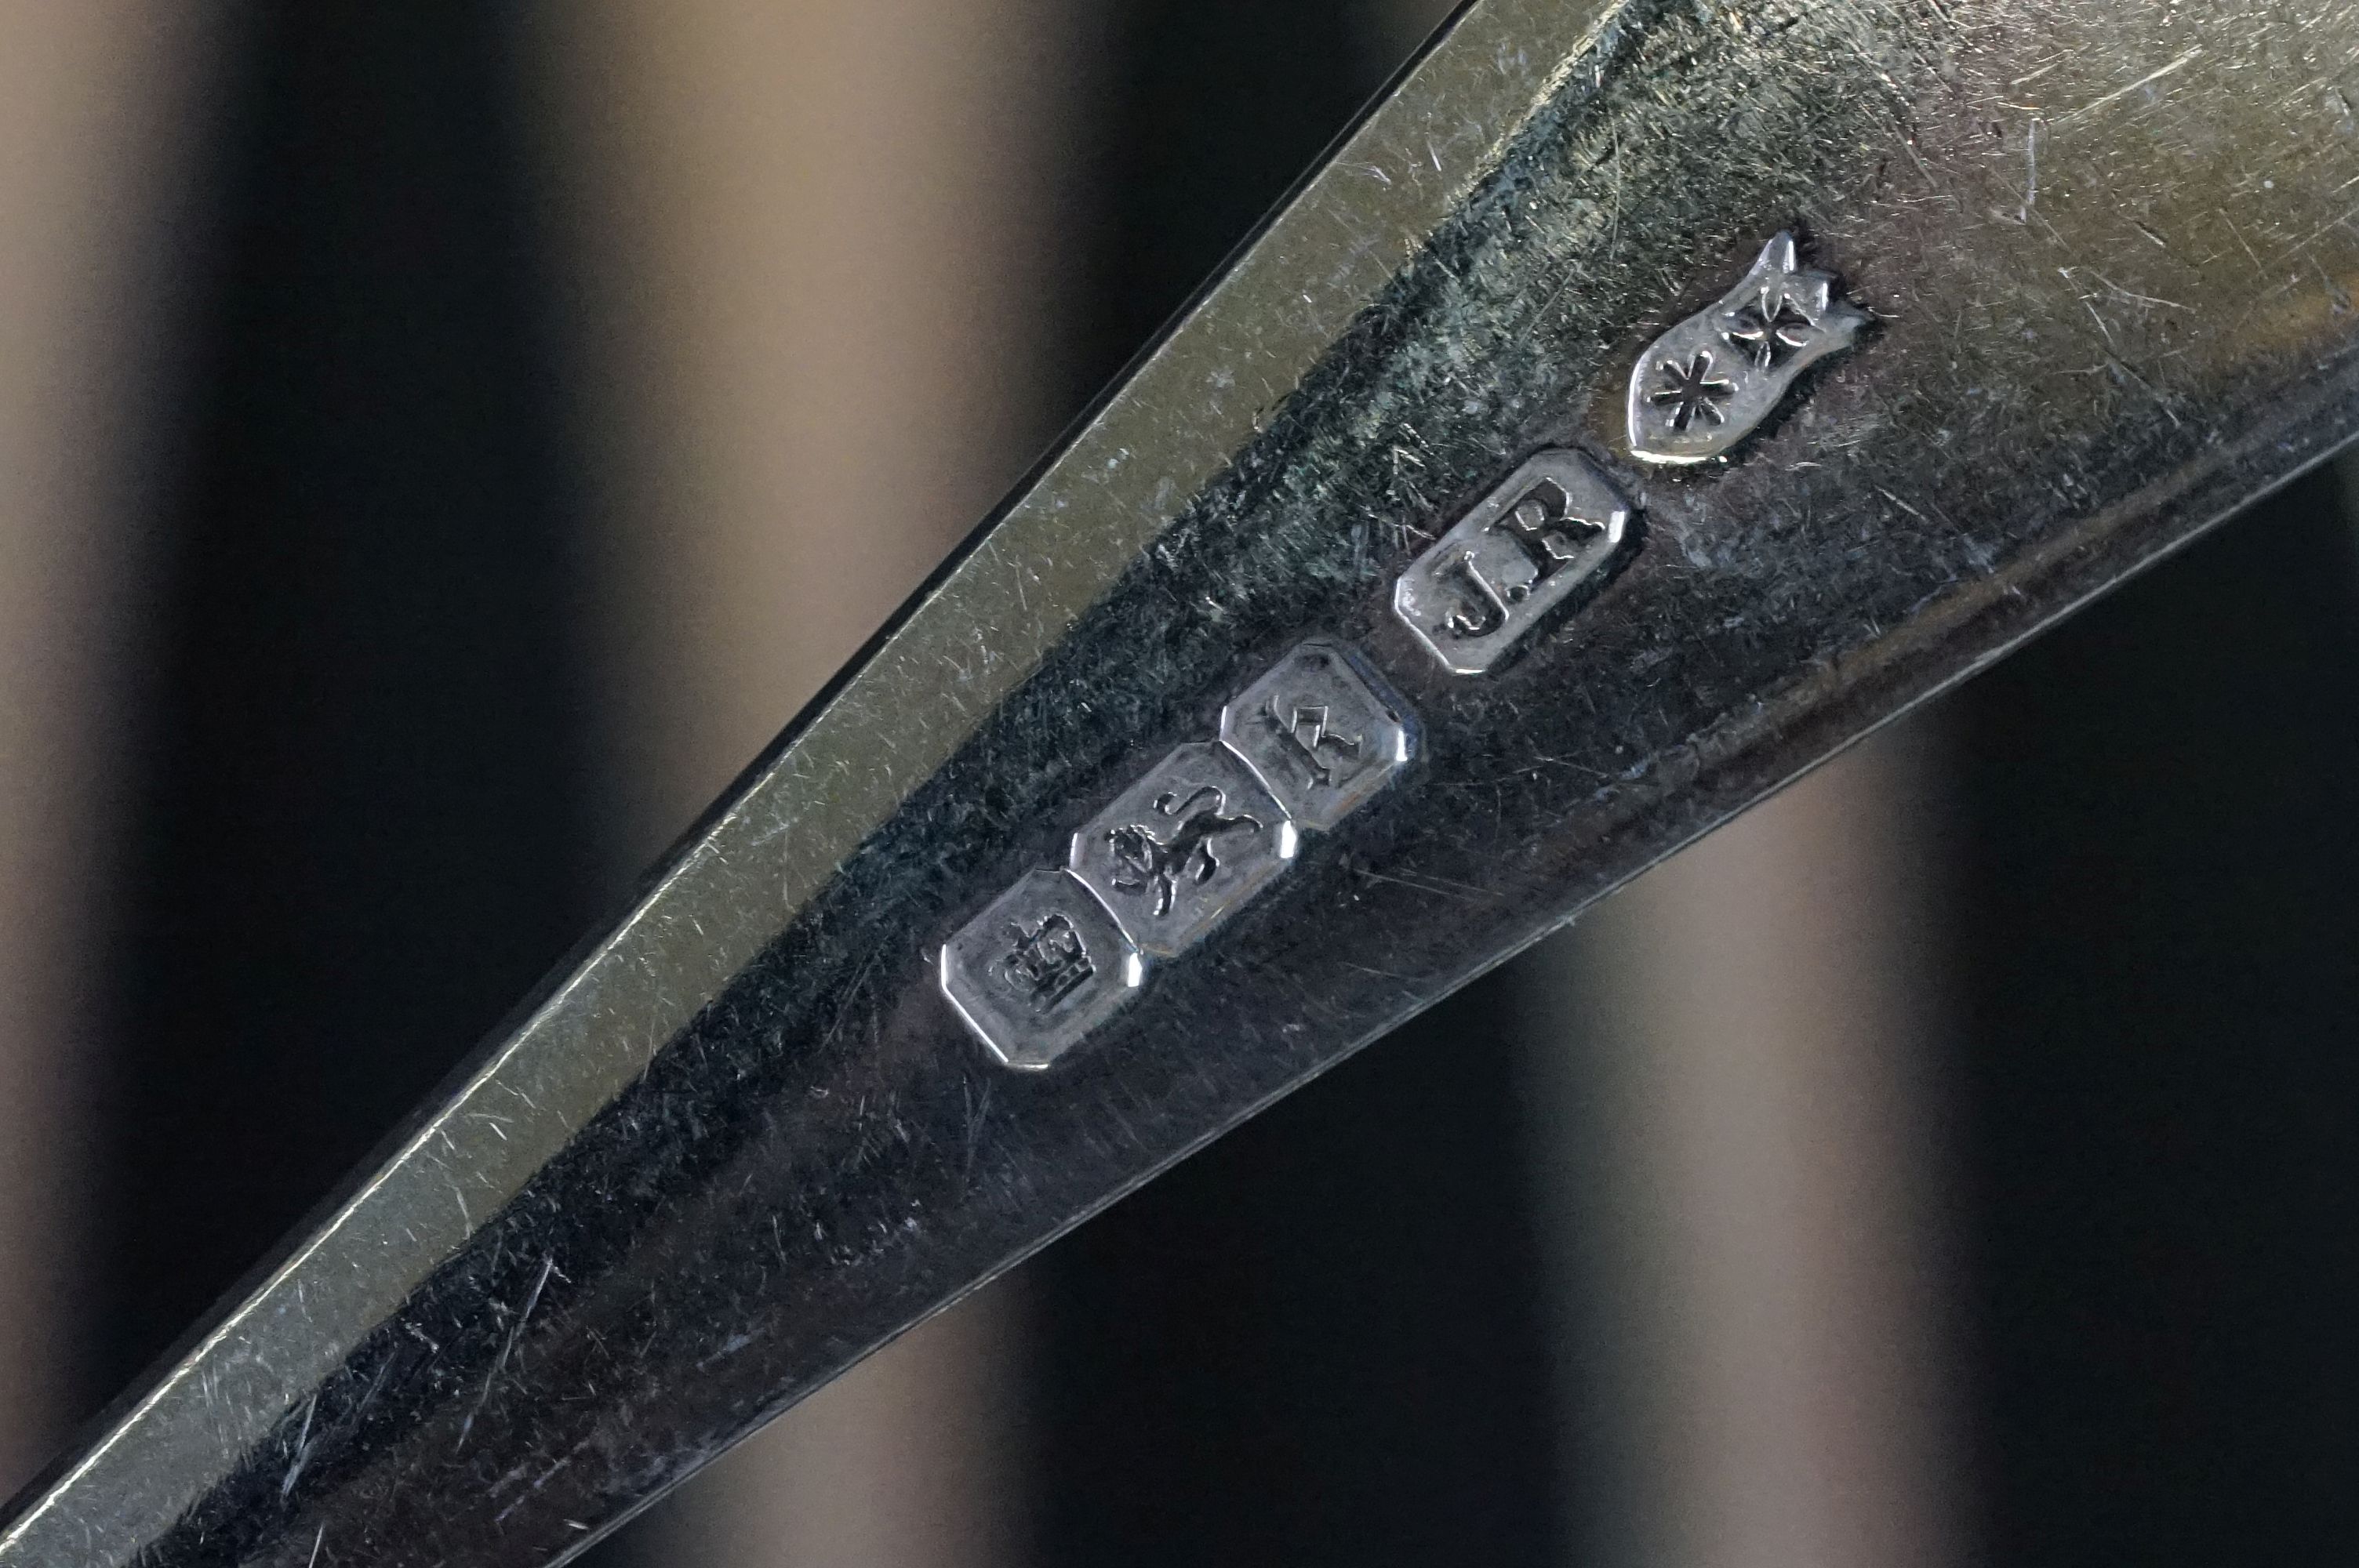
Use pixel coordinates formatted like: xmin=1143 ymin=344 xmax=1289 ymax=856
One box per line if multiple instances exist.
xmin=641 ymin=1305 xmax=1030 ymax=1568
xmin=90 ymin=0 xmax=604 ymax=1400
xmin=534 ymin=0 xmax=1091 ymax=848
xmin=1953 ymin=465 xmax=2359 ymax=1565
xmin=0 ymin=0 xmax=212 ymax=1498
xmin=1520 ymin=728 xmax=1959 ymax=1568
xmin=533 ymin=2 xmax=1089 ymax=1563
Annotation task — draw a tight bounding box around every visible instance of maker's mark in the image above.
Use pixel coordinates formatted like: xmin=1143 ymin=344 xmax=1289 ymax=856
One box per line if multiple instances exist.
xmin=1392 ymin=450 xmax=1630 ymax=676
xmin=1627 ymin=231 xmax=1866 ymax=464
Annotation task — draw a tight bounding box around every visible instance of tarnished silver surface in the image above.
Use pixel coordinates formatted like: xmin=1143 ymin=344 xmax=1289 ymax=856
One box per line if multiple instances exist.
xmin=1070 ymin=741 xmax=1299 ymax=957
xmin=1392 ymin=448 xmax=1631 ymax=673
xmin=1220 ymin=640 xmax=1416 ymax=829
xmin=940 ymin=869 xmax=1145 ymax=1069
xmin=1626 ymin=232 xmax=1869 ymax=463
xmin=16 ymin=0 xmax=2359 ymax=1564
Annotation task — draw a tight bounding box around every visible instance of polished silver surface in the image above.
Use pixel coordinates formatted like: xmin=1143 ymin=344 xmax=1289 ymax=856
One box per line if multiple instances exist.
xmin=1070 ymin=741 xmax=1299 ymax=957
xmin=1392 ymin=448 xmax=1631 ymax=673
xmin=16 ymin=1 xmax=2359 ymax=1564
xmin=940 ymin=869 xmax=1146 ymax=1070
xmin=1625 ymin=231 xmax=1868 ymax=463
xmin=1219 ymin=640 xmax=1416 ymax=830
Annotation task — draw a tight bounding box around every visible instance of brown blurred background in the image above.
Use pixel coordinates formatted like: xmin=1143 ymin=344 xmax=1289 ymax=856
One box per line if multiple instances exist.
xmin=2 ymin=3 xmax=2356 ymax=1566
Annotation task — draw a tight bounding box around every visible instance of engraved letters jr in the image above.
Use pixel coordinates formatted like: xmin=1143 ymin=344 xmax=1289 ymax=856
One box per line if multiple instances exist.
xmin=1393 ymin=449 xmax=1630 ymax=675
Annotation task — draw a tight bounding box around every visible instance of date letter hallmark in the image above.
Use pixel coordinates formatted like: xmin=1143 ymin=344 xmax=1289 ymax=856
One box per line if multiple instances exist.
xmin=1392 ymin=449 xmax=1630 ymax=675
xmin=1222 ymin=641 xmax=1414 ymax=828
xmin=942 ymin=869 xmax=1146 ymax=1070
xmin=1626 ymin=231 xmax=1867 ymax=465
xmin=1071 ymin=742 xmax=1297 ymax=957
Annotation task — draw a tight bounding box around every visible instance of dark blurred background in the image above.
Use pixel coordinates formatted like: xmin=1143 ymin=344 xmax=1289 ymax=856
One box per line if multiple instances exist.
xmin=2 ymin=2 xmax=2354 ymax=1565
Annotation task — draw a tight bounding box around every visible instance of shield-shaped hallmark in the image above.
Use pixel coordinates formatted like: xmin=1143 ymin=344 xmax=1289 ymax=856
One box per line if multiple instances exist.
xmin=1625 ymin=232 xmax=1867 ymax=464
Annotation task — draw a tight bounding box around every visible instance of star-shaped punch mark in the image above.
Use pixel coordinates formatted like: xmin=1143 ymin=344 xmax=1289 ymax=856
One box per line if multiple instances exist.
xmin=1625 ymin=231 xmax=1870 ymax=463
xmin=1647 ymin=350 xmax=1735 ymax=431
xmin=1722 ymin=289 xmax=1818 ymax=370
